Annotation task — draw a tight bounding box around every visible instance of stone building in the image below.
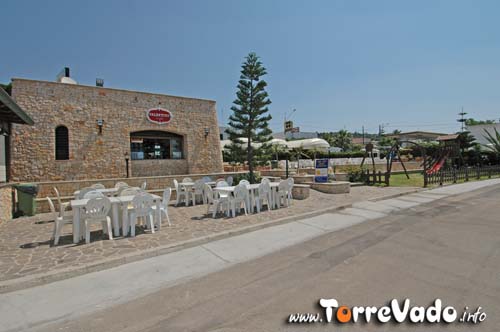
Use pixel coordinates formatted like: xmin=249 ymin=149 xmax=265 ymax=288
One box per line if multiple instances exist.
xmin=9 ymin=77 xmax=224 ymax=181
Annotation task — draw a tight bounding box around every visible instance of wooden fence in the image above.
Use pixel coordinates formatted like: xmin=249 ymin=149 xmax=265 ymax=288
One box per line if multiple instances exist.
xmin=424 ymin=165 xmax=500 ymax=187
xmin=362 ymin=165 xmax=500 ymax=187
xmin=362 ymin=170 xmax=389 ymax=185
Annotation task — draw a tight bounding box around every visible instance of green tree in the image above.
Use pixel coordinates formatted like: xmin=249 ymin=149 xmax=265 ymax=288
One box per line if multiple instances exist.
xmin=483 ymin=128 xmax=500 ymax=155
xmin=456 ymin=131 xmax=477 ymax=152
xmin=377 ymin=135 xmax=396 ymax=148
xmin=331 ymin=130 xmax=352 ymax=152
xmin=226 ymin=52 xmax=273 ymax=183
xmin=465 ymin=118 xmax=495 ymax=126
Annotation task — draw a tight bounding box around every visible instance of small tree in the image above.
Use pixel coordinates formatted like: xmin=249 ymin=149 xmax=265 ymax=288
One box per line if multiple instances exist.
xmin=226 ymin=53 xmax=273 ymax=183
xmin=332 ymin=130 xmax=353 ymax=152
xmin=483 ymin=128 xmax=500 ymax=156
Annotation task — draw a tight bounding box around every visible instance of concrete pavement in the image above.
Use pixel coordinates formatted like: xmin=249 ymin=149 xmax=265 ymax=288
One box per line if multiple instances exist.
xmin=1 ymin=178 xmax=500 ymax=332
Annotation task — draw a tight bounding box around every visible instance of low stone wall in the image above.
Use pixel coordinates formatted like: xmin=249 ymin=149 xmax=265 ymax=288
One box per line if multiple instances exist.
xmin=308 ymin=181 xmax=351 ymax=194
xmin=0 ymin=184 xmax=14 ymax=224
xmin=29 ymin=171 xmax=247 ymax=214
xmin=292 ymin=184 xmax=310 ymax=200
xmin=259 ymin=169 xmax=296 ymax=178
xmin=131 ymin=159 xmax=189 ymax=177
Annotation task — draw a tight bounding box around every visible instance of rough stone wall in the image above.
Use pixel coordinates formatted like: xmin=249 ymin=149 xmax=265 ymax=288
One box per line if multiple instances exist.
xmin=131 ymin=159 xmax=188 ymax=177
xmin=0 ymin=185 xmax=13 ymax=223
xmin=10 ymin=79 xmax=223 ymax=182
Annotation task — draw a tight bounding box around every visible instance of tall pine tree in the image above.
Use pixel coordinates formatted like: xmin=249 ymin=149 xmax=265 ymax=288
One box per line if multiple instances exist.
xmin=226 ymin=52 xmax=273 ymax=183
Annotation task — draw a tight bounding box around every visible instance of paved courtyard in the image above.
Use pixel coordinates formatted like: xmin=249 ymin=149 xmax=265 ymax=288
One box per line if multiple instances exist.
xmin=0 ymin=186 xmax=419 ymax=284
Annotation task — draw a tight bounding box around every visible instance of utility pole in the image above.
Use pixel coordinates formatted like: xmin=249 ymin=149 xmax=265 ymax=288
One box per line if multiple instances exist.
xmin=457 ymin=107 xmax=467 ymax=132
xmin=362 ymin=126 xmax=365 ymax=145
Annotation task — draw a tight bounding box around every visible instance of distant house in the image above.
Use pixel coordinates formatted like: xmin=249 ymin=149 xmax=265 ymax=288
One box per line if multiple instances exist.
xmin=387 ymin=131 xmax=448 ymax=147
xmin=352 ymin=137 xmax=372 ymax=146
xmin=466 ymin=123 xmax=500 ymax=149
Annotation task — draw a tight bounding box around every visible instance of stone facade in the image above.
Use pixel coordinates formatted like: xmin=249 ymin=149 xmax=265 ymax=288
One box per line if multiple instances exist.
xmin=9 ymin=79 xmax=223 ymax=182
xmin=0 ymin=184 xmax=13 ymax=224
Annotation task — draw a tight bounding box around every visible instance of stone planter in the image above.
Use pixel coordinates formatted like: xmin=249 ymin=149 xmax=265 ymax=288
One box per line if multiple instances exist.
xmin=310 ymin=181 xmax=350 ymax=194
xmin=334 ymin=173 xmax=349 ymax=181
xmin=293 ymin=174 xmax=315 ymax=184
xmin=291 ymin=184 xmax=310 ymax=200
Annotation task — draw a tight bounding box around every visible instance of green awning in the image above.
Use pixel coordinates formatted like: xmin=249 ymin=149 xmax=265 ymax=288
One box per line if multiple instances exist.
xmin=0 ymin=87 xmax=34 ymax=125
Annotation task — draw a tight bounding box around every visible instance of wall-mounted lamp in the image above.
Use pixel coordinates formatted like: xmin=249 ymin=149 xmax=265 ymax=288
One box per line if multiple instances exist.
xmin=124 ymin=152 xmax=130 ymax=178
xmin=96 ymin=119 xmax=104 ymax=135
xmin=204 ymin=127 xmax=210 ymax=137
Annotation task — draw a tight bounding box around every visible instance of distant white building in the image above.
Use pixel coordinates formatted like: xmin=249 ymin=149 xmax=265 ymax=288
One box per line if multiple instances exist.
xmin=466 ymin=123 xmax=500 ymax=148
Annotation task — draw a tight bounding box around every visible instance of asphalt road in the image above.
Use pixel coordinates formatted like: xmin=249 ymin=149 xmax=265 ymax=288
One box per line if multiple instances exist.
xmin=35 ymin=185 xmax=500 ymax=332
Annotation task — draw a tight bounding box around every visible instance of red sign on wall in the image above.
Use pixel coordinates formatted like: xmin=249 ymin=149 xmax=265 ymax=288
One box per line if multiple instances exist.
xmin=146 ymin=108 xmax=172 ymax=124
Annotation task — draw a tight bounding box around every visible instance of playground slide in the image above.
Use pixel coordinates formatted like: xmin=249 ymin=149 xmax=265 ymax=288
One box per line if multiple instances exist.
xmin=426 ymin=152 xmax=449 ymax=175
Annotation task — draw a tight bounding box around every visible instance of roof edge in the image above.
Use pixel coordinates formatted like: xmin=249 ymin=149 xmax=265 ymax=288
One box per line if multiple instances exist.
xmin=0 ymin=87 xmax=34 ymax=125
xmin=11 ymin=78 xmax=216 ymax=104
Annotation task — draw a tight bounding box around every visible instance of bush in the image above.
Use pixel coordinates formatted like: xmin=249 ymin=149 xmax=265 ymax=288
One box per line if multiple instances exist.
xmin=233 ymin=172 xmax=261 ymax=184
xmin=343 ymin=165 xmax=367 ymax=182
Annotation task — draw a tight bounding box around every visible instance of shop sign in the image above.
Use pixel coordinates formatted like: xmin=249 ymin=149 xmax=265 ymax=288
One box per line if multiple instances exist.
xmin=147 ymin=108 xmax=172 ymax=124
xmin=315 ymin=158 xmax=329 ymax=183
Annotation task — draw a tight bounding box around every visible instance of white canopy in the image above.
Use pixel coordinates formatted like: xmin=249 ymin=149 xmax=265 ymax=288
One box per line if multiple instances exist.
xmin=221 ymin=137 xmax=330 ymax=152
xmin=285 ymin=138 xmax=330 ymax=151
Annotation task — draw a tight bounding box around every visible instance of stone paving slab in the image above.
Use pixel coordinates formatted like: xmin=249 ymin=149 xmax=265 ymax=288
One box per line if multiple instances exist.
xmin=0 ymin=186 xmax=420 ymax=288
xmin=299 ymin=213 xmax=366 ymax=232
xmin=338 ymin=207 xmax=388 ymax=220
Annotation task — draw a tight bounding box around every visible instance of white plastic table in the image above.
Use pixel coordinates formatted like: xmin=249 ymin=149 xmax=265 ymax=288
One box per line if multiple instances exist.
xmin=214 ymin=182 xmax=279 ymax=213
xmin=70 ymin=194 xmax=162 ymax=243
xmin=73 ymin=188 xmax=118 ymax=197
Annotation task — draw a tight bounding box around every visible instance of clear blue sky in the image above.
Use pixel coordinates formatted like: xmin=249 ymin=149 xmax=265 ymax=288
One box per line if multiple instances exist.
xmin=2 ymin=0 xmax=500 ymax=134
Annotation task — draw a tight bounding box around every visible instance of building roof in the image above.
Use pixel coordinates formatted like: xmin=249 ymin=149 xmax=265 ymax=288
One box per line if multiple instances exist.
xmin=436 ymin=134 xmax=460 ymax=141
xmin=0 ymin=87 xmax=34 ymax=125
xmin=466 ymin=123 xmax=500 ymax=147
xmin=387 ymin=131 xmax=448 ymax=139
xmin=352 ymin=137 xmax=372 ymax=145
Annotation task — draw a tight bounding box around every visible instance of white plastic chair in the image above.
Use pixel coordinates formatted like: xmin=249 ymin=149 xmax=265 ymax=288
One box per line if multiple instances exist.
xmin=287 ymin=177 xmax=294 ymax=204
xmin=82 ymin=197 xmax=113 ymax=244
xmin=239 ymin=179 xmax=250 ymax=186
xmin=53 ymin=187 xmax=70 ymax=214
xmin=276 ymin=181 xmax=290 ymax=208
xmin=182 ymin=177 xmax=193 ymax=183
xmin=126 ymin=193 xmax=155 ymax=237
xmin=226 ymin=176 xmax=234 ymax=186
xmin=76 ymin=187 xmax=95 ymax=200
xmin=91 ymin=183 xmax=105 ymax=189
xmin=216 ymin=180 xmax=229 ymax=188
xmin=192 ymin=179 xmax=205 ymax=205
xmin=255 ymin=182 xmax=273 ymax=213
xmin=204 ymin=184 xmax=230 ymax=218
xmin=115 ymin=181 xmax=128 ymax=189
xmin=141 ymin=181 xmax=147 ymax=190
xmin=173 ymin=179 xmax=188 ymax=206
xmin=47 ymin=197 xmax=73 ymax=245
xmin=230 ymin=184 xmax=248 ymax=217
xmin=83 ymin=191 xmax=105 ymax=199
xmin=152 ymin=188 xmax=172 ymax=226
xmin=120 ymin=187 xmax=142 ymax=196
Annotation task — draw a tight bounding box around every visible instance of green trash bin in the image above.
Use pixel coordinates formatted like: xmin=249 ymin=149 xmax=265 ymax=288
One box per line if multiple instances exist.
xmin=15 ymin=184 xmax=39 ymax=217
